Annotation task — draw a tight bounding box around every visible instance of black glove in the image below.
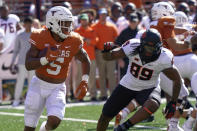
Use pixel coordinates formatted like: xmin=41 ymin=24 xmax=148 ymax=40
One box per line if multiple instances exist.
xmin=165 ymin=101 xmax=176 ymax=119
xmin=102 ymin=42 xmax=118 ymax=53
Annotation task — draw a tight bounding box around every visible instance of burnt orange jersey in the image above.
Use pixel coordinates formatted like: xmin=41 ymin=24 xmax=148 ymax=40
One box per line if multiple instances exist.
xmin=29 ymin=28 xmax=83 ymax=80
xmin=150 ymin=16 xmax=192 ymax=55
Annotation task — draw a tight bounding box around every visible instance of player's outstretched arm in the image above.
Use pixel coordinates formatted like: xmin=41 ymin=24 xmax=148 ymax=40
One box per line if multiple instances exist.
xmin=74 ymin=48 xmax=91 ymax=100
xmin=162 ymin=66 xmax=181 ymax=102
xmin=102 ymin=42 xmax=126 ymax=61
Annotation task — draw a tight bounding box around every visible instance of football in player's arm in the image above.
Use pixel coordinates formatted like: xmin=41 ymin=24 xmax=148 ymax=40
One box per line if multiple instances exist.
xmin=24 ymin=6 xmax=90 ymax=131
xmin=96 ymin=29 xmax=181 ymax=131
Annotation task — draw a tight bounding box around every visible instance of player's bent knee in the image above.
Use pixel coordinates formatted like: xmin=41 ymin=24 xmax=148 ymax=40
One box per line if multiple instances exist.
xmin=47 ymin=116 xmax=61 ymax=130
xmin=24 ymin=126 xmax=36 ymax=131
xmin=143 ymin=99 xmax=160 ymax=115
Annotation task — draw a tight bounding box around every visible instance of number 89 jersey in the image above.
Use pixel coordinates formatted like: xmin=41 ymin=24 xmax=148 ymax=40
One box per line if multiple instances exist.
xmin=29 ymin=28 xmax=83 ymax=80
xmin=120 ymin=39 xmax=174 ymax=91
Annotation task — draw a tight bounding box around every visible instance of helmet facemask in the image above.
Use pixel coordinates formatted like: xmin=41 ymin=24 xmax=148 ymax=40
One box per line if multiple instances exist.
xmin=139 ymin=29 xmax=162 ymax=64
xmin=57 ymin=20 xmax=73 ymax=39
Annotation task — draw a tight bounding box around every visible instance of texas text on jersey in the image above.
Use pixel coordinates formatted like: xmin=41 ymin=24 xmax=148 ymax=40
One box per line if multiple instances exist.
xmin=29 ymin=27 xmax=83 ymax=81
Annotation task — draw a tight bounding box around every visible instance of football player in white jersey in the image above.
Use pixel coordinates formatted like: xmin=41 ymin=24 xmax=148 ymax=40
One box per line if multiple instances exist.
xmin=0 ymin=28 xmax=4 ymax=52
xmin=0 ymin=4 xmax=21 ymax=54
xmin=96 ymin=29 xmax=181 ymax=131
xmin=182 ymin=34 xmax=197 ymax=131
xmin=115 ymin=2 xmax=195 ymax=131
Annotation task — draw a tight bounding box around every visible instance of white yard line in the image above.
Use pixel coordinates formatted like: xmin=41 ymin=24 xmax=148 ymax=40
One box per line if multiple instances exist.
xmin=0 ymin=101 xmax=106 ymax=110
xmin=0 ymin=97 xmax=196 ymax=110
xmin=0 ymin=111 xmax=166 ymax=130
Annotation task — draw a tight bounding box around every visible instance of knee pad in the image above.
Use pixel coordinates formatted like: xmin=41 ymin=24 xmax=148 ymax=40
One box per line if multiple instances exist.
xmin=149 ymin=87 xmax=161 ymax=106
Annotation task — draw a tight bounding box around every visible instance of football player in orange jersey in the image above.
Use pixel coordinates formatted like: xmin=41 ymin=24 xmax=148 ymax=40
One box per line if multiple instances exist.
xmin=24 ymin=6 xmax=90 ymax=131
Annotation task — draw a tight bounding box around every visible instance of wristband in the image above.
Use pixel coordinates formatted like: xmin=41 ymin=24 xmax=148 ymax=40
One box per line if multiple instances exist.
xmin=82 ymin=74 xmax=89 ymax=83
xmin=40 ymin=57 xmax=49 ymax=65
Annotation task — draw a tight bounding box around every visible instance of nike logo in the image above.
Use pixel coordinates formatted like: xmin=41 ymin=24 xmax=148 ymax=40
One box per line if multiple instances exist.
xmin=2 ymin=63 xmax=10 ymax=70
xmin=64 ymin=46 xmax=71 ymax=49
xmin=50 ymin=54 xmax=57 ymax=58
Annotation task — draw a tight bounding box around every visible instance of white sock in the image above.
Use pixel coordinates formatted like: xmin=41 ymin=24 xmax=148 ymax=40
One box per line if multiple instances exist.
xmin=39 ymin=121 xmax=47 ymax=131
xmin=122 ymin=108 xmax=130 ymax=120
xmin=169 ymin=118 xmax=179 ymax=126
xmin=184 ymin=116 xmax=195 ymax=129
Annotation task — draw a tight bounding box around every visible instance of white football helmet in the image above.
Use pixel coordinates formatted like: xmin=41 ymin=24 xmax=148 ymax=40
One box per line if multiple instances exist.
xmin=174 ymin=11 xmax=188 ymax=27
xmin=46 ymin=6 xmax=73 ymax=39
xmin=151 ymin=2 xmax=175 ymax=21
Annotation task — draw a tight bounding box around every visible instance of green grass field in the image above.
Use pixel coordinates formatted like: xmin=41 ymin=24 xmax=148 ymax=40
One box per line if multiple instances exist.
xmin=0 ymin=102 xmax=188 ymax=131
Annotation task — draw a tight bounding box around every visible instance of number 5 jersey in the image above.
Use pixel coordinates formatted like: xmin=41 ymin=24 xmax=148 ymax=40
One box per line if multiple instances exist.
xmin=120 ymin=39 xmax=174 ymax=91
xmin=29 ymin=27 xmax=83 ymax=80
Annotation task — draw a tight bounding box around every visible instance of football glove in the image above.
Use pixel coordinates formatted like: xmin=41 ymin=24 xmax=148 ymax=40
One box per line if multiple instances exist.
xmin=102 ymin=42 xmax=118 ymax=53
xmin=74 ymin=81 xmax=88 ymax=100
xmin=164 ymin=101 xmax=176 ymax=119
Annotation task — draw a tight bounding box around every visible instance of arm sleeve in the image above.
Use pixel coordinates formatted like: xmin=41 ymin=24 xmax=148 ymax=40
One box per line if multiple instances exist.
xmin=121 ymin=39 xmax=140 ymax=57
xmin=160 ymin=49 xmax=174 ymax=70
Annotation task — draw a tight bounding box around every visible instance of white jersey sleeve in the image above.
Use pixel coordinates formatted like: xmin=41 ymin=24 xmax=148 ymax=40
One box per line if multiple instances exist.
xmin=121 ymin=38 xmax=140 ymax=57
xmin=159 ymin=48 xmax=174 ymax=70
xmin=0 ymin=28 xmax=5 ymax=43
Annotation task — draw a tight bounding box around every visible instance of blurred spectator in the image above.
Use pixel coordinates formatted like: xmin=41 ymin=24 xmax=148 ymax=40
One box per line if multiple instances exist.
xmin=0 ymin=4 xmax=21 ymax=54
xmin=10 ymin=17 xmax=34 ymax=107
xmin=92 ymin=8 xmax=118 ymax=100
xmin=115 ymin=13 xmax=140 ymax=79
xmin=62 ymin=1 xmax=72 ymax=11
xmin=188 ymin=0 xmax=197 ymax=23
xmin=117 ymin=2 xmax=137 ymax=34
xmin=32 ymin=18 xmax=42 ymax=29
xmin=106 ymin=2 xmax=124 ymax=34
xmin=177 ymin=2 xmax=190 ymax=16
xmin=107 ymin=2 xmax=122 ymax=25
xmin=142 ymin=0 xmax=156 ymax=14
xmin=80 ymin=8 xmax=97 ymax=26
xmin=75 ymin=13 xmax=98 ymax=101
xmin=124 ymin=3 xmax=136 ymax=20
